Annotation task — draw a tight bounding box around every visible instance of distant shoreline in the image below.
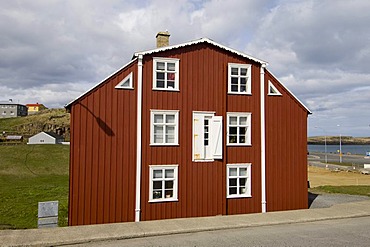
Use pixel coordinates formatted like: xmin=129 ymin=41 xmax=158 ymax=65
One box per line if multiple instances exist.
xmin=308 ymin=136 xmax=370 ymax=145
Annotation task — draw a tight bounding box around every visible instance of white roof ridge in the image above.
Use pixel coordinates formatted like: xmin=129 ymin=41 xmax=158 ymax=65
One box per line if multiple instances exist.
xmin=134 ymin=37 xmax=268 ymax=65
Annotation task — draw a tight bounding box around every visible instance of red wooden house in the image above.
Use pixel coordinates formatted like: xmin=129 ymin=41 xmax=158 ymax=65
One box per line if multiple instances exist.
xmin=65 ymin=32 xmax=311 ymax=226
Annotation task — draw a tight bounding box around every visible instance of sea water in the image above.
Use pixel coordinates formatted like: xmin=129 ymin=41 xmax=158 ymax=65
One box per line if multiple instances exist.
xmin=308 ymin=144 xmax=370 ymax=155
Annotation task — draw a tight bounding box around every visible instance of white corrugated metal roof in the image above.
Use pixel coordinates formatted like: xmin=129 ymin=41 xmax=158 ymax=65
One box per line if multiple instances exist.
xmin=134 ymin=37 xmax=268 ymax=65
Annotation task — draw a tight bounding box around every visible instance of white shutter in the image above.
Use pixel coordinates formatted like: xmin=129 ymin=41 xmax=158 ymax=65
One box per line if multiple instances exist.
xmin=210 ymin=116 xmax=223 ymax=159
xmin=193 ymin=113 xmax=204 ymax=160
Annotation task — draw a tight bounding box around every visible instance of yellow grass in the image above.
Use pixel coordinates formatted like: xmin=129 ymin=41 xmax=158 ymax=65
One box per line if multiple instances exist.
xmin=308 ymin=165 xmax=370 ymax=188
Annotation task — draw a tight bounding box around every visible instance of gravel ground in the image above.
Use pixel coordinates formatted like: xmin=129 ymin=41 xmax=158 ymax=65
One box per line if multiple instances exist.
xmin=309 ymin=193 xmax=370 ymax=209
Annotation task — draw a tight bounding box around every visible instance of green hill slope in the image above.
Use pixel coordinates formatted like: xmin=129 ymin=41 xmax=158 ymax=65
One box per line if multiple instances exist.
xmin=0 ymin=109 xmax=70 ymax=140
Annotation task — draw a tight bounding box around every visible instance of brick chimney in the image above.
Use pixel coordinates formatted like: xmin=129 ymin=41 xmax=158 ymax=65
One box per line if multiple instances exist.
xmin=156 ymin=31 xmax=170 ymax=48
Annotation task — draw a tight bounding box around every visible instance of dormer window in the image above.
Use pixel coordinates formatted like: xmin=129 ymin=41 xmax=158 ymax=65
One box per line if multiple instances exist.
xmin=268 ymin=80 xmax=282 ymax=96
xmin=228 ymin=63 xmax=251 ymax=94
xmin=115 ymin=72 xmax=133 ymax=89
xmin=153 ymin=58 xmax=179 ymax=91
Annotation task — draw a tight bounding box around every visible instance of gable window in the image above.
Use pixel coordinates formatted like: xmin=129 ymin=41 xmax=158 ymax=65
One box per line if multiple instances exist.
xmin=268 ymin=80 xmax=282 ymax=96
xmin=227 ymin=112 xmax=251 ymax=146
xmin=115 ymin=72 xmax=133 ymax=89
xmin=228 ymin=63 xmax=251 ymax=94
xmin=227 ymin=164 xmax=251 ymax=198
xmin=150 ymin=110 xmax=179 ymax=145
xmin=193 ymin=112 xmax=223 ymax=161
xmin=153 ymin=58 xmax=179 ymax=91
xmin=149 ymin=165 xmax=178 ymax=202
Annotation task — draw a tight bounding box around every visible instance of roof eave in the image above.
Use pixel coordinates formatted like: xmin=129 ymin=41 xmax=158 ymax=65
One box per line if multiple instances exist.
xmin=266 ymin=69 xmax=312 ymax=115
xmin=64 ymin=57 xmax=138 ymax=110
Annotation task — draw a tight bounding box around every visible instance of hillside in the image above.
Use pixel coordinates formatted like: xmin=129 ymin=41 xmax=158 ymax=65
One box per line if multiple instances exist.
xmin=0 ymin=108 xmax=70 ymax=140
xmin=308 ymin=136 xmax=370 ymax=145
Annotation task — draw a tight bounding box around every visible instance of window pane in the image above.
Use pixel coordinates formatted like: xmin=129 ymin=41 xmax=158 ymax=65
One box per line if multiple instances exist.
xmin=154 ymin=125 xmax=163 ymax=135
xmin=153 ymin=190 xmax=162 ymax=199
xmin=167 ymin=63 xmax=175 ymax=71
xmin=165 ymin=190 xmax=173 ymax=198
xmin=239 ymin=127 xmax=246 ymax=135
xmin=229 ymin=135 xmax=237 ymax=143
xmin=166 ymin=126 xmax=175 ymax=135
xmin=157 ymin=80 xmax=165 ymax=88
xmin=229 ymin=178 xmax=237 ymax=186
xmin=166 ymin=115 xmax=175 ymax=123
xmin=157 ymin=72 xmax=165 ymax=80
xmin=239 ymin=168 xmax=247 ymax=176
xmin=153 ymin=181 xmax=162 ymax=189
xmin=165 ymin=169 xmax=174 ymax=178
xmin=239 ymin=117 xmax=247 ymax=125
xmin=229 ymin=127 xmax=237 ymax=134
xmin=240 ymin=85 xmax=246 ymax=92
xmin=167 ymin=81 xmax=175 ymax=89
xmin=167 ymin=72 xmax=175 ymax=81
xmin=229 ymin=117 xmax=237 ymax=125
xmin=154 ymin=115 xmax=163 ymax=123
xmin=165 ymin=180 xmax=173 ymax=189
xmin=157 ymin=62 xmax=165 ymax=70
xmin=239 ymin=178 xmax=247 ymax=187
xmin=154 ymin=135 xmax=164 ymax=143
xmin=239 ymin=187 xmax=246 ymax=194
xmin=240 ymin=68 xmax=247 ymax=76
xmin=153 ymin=170 xmax=163 ymax=179
xmin=166 ymin=135 xmax=174 ymax=143
xmin=239 ymin=135 xmax=246 ymax=143
xmin=122 ymin=79 xmax=130 ymax=87
xmin=231 ymin=77 xmax=238 ymax=85
xmin=231 ymin=67 xmax=238 ymax=75
xmin=240 ymin=77 xmax=246 ymax=85
xmin=229 ymin=168 xmax=237 ymax=176
xmin=231 ymin=85 xmax=238 ymax=92
xmin=229 ymin=187 xmax=237 ymax=195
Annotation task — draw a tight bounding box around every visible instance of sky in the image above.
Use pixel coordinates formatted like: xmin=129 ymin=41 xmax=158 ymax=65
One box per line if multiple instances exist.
xmin=1 ymin=0 xmax=370 ymax=137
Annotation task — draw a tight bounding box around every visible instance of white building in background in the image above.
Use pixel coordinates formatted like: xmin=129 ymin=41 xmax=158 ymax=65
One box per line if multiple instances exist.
xmin=28 ymin=132 xmax=64 ymax=145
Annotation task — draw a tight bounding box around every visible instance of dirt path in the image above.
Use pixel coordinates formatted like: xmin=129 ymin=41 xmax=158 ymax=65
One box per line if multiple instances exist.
xmin=308 ymin=165 xmax=370 ymax=187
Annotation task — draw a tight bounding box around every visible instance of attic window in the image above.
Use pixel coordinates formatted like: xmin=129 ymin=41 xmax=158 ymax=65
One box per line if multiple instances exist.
xmin=268 ymin=80 xmax=282 ymax=96
xmin=153 ymin=58 xmax=179 ymax=91
xmin=115 ymin=72 xmax=133 ymax=89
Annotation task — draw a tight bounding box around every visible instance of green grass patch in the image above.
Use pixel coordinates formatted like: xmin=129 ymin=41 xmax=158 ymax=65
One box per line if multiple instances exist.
xmin=0 ymin=144 xmax=69 ymax=229
xmin=310 ymin=185 xmax=370 ymax=197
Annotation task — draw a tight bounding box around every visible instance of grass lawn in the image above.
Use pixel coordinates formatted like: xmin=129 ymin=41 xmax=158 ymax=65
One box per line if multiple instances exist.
xmin=0 ymin=144 xmax=69 ymax=229
xmin=310 ymin=185 xmax=370 ymax=197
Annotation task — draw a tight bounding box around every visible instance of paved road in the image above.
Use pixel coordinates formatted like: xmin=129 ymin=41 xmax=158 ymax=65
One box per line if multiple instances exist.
xmin=70 ymin=216 xmax=370 ymax=247
xmin=309 ymin=152 xmax=370 ymax=167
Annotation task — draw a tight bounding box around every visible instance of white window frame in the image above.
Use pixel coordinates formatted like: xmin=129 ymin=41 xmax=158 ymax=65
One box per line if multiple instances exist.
xmin=227 ymin=163 xmax=252 ymax=198
xmin=228 ymin=63 xmax=252 ymax=95
xmin=192 ymin=111 xmax=223 ymax=162
xmin=153 ymin=57 xmax=180 ymax=91
xmin=149 ymin=165 xmax=179 ymax=202
xmin=150 ymin=110 xmax=179 ymax=146
xmin=227 ymin=112 xmax=251 ymax=146
xmin=115 ymin=72 xmax=133 ymax=89
xmin=267 ymin=80 xmax=282 ymax=96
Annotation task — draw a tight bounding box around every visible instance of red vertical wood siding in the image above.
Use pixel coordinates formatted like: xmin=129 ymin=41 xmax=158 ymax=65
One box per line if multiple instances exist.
xmin=139 ymin=44 xmax=263 ymax=220
xmin=265 ymin=71 xmax=308 ymax=211
xmin=68 ymin=41 xmax=309 ymax=225
xmin=69 ymin=62 xmax=137 ymax=225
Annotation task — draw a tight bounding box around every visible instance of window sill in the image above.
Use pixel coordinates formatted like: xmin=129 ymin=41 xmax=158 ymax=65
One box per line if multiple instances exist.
xmin=152 ymin=88 xmax=180 ymax=92
xmin=150 ymin=143 xmax=180 ymax=147
xmin=227 ymin=92 xmax=252 ymax=95
xmin=227 ymin=194 xmax=252 ymax=199
xmin=192 ymin=159 xmax=215 ymax=162
xmin=226 ymin=143 xmax=252 ymax=147
xmin=149 ymin=198 xmax=178 ymax=203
